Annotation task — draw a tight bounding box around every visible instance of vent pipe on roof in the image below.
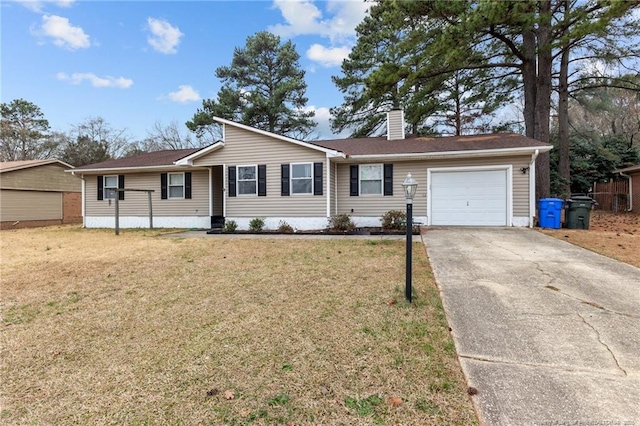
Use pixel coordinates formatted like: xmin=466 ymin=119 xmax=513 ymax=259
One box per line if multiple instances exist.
xmin=387 ymin=109 xmax=405 ymax=141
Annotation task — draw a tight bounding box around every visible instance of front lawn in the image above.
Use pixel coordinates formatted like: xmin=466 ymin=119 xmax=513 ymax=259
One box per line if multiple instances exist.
xmin=0 ymin=226 xmax=476 ymax=425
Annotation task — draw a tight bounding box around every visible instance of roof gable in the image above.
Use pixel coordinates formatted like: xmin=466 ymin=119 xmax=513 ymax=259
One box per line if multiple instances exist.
xmin=0 ymin=159 xmax=73 ymax=173
xmin=214 ymin=117 xmax=343 ymax=157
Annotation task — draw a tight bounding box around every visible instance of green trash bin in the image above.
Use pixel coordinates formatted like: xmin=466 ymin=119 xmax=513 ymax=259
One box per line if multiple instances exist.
xmin=565 ymin=195 xmax=595 ymax=229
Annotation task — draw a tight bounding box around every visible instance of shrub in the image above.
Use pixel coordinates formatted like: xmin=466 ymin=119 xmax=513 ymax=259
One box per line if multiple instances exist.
xmin=328 ymin=213 xmax=355 ymax=232
xmin=278 ymin=220 xmax=294 ymax=233
xmin=249 ymin=217 xmax=265 ymax=232
xmin=381 ymin=210 xmax=406 ymax=230
xmin=222 ymin=220 xmax=237 ymax=233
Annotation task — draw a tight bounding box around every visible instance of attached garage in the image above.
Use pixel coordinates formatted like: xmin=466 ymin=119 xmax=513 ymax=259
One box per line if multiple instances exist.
xmin=428 ymin=166 xmax=512 ymax=226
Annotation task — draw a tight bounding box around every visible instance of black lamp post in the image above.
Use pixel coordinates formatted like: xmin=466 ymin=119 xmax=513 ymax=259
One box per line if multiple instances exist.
xmin=402 ymin=172 xmax=418 ymax=302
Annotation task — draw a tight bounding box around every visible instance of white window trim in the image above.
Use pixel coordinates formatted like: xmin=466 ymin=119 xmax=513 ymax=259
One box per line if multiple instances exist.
xmin=237 ymin=164 xmax=258 ymax=196
xmin=359 ymin=163 xmax=384 ymax=196
xmin=290 ymin=162 xmax=313 ymax=196
xmin=168 ymin=172 xmax=185 ymax=200
xmin=104 ymin=175 xmax=118 ymax=200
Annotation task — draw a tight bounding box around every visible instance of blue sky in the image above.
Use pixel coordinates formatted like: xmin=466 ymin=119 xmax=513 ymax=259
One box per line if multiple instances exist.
xmin=1 ymin=0 xmax=371 ymax=142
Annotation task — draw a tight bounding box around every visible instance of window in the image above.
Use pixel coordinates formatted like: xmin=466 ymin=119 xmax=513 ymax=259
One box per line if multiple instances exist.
xmin=360 ymin=164 xmax=383 ymax=195
xmin=291 ymin=163 xmax=312 ymax=195
xmin=237 ymin=165 xmax=257 ymax=195
xmin=104 ymin=175 xmax=118 ymax=199
xmin=168 ymin=173 xmax=184 ymax=199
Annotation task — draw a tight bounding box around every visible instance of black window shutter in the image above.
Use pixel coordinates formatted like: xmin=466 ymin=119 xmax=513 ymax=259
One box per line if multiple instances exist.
xmin=118 ymin=175 xmax=125 ymax=200
xmin=228 ymin=166 xmax=236 ymax=197
xmin=314 ymin=162 xmax=323 ymax=196
xmin=185 ymin=172 xmax=192 ymax=199
xmin=161 ymin=173 xmax=168 ymax=199
xmin=350 ymin=165 xmax=359 ymax=196
xmin=258 ymin=165 xmax=267 ymax=196
xmin=383 ymin=164 xmax=393 ymax=196
xmin=97 ymin=175 xmax=104 ymax=200
xmin=281 ymin=164 xmax=290 ymax=196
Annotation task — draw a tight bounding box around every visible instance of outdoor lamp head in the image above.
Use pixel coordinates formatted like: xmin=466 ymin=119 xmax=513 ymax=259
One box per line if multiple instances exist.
xmin=402 ymin=172 xmax=418 ymax=201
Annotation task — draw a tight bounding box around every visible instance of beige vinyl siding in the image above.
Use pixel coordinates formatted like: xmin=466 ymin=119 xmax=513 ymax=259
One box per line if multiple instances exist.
xmin=336 ymin=155 xmax=532 ymax=218
xmin=511 ymin=157 xmax=531 ymax=216
xmin=193 ymin=126 xmax=327 ymax=217
xmin=85 ymin=170 xmax=209 ymax=217
xmin=0 ymin=189 xmax=62 ymax=221
xmin=0 ymin=164 xmax=80 ymax=192
xmin=387 ymin=110 xmax=404 ymax=140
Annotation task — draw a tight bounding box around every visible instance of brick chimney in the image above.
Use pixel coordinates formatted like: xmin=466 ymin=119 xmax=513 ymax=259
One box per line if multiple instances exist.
xmin=387 ymin=109 xmax=405 ymax=141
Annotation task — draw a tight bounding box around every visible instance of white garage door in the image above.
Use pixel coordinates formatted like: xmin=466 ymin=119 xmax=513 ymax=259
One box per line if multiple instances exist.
xmin=430 ymin=169 xmax=508 ymax=226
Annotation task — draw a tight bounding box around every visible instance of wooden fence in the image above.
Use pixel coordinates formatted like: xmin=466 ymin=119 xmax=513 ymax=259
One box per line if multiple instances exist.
xmin=591 ymin=180 xmax=630 ymax=212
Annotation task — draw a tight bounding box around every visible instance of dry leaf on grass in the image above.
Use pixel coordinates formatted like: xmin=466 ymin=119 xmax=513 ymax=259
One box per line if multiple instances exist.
xmin=388 ymin=396 xmax=403 ymax=407
xmin=224 ymin=390 xmax=235 ymax=400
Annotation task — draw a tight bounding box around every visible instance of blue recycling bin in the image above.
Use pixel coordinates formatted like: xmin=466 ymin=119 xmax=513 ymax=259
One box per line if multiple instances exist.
xmin=538 ymin=198 xmax=564 ymax=229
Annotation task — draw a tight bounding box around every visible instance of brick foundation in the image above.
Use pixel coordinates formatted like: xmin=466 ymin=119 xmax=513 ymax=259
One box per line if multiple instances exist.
xmin=63 ymin=192 xmax=82 ymax=224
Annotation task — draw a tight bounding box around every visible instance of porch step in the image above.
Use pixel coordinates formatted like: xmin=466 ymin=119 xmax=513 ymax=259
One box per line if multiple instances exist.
xmin=211 ymin=216 xmax=225 ymax=229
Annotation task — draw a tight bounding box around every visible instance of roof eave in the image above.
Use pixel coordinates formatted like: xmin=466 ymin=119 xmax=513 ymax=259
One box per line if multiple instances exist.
xmin=1 ymin=159 xmax=74 ymax=173
xmin=615 ymin=165 xmax=640 ymax=174
xmin=335 ymin=145 xmax=552 ymax=162
xmin=66 ymin=164 xmax=206 ymax=174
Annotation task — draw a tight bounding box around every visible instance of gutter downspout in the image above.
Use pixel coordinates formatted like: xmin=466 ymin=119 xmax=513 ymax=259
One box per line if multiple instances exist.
xmin=209 ymin=167 xmax=213 ymax=218
xmin=326 ymin=154 xmax=331 ymax=218
xmin=529 ymin=150 xmax=539 ymax=228
xmin=619 ymin=172 xmax=633 ymax=212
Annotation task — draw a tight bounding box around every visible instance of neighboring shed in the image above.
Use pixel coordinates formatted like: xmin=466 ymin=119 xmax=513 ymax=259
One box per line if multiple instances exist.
xmin=615 ymin=164 xmax=640 ymax=214
xmin=0 ymin=159 xmax=82 ymax=229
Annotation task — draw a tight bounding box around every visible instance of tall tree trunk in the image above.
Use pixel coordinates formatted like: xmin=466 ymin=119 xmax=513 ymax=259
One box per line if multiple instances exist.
xmin=521 ymin=29 xmax=537 ymax=139
xmin=534 ymin=0 xmax=553 ymax=199
xmin=454 ymin=71 xmax=462 ymax=135
xmin=558 ymin=3 xmax=571 ymax=197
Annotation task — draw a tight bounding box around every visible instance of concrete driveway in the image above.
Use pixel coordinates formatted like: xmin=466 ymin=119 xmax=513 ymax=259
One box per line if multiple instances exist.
xmin=423 ymin=228 xmax=639 ymax=426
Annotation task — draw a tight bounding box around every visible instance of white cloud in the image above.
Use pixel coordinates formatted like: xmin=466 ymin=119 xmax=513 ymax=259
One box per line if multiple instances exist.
xmin=306 ymin=105 xmax=349 ymax=140
xmin=268 ymin=0 xmax=369 ymax=43
xmin=270 ymin=1 xmax=368 ymax=67
xmin=166 ymin=85 xmax=201 ymax=103
xmin=146 ymin=17 xmax=183 ymax=54
xmin=306 ymin=44 xmax=350 ymax=67
xmin=15 ymin=0 xmax=75 ymax=13
xmin=57 ymin=72 xmax=133 ymax=88
xmin=37 ymin=14 xmax=90 ymax=49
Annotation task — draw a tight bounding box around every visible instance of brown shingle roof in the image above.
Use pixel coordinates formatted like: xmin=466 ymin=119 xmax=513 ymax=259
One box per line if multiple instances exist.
xmin=311 ymin=133 xmax=551 ymax=156
xmin=73 ymin=148 xmax=201 ymax=170
xmin=0 ymin=159 xmax=72 ymax=173
xmin=615 ymin=164 xmax=640 ymax=174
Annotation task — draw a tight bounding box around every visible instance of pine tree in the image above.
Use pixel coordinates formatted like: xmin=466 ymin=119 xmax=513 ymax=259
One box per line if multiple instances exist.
xmin=188 ymin=31 xmax=315 ymax=140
